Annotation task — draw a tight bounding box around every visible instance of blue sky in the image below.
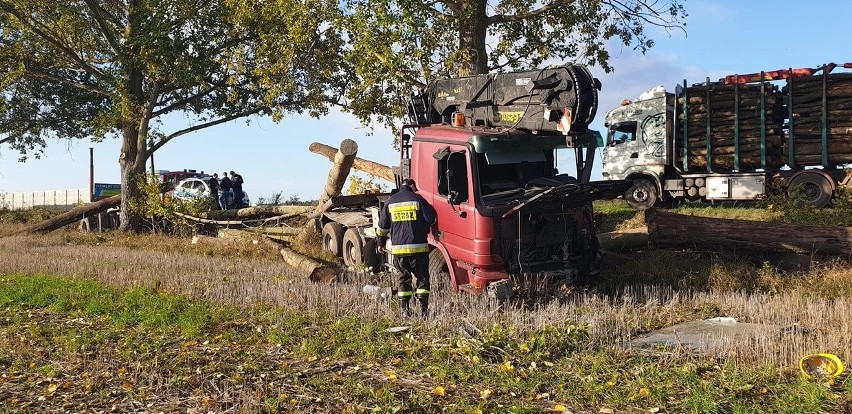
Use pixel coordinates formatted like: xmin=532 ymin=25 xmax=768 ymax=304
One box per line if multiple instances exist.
xmin=2 ymin=0 xmax=850 ymax=201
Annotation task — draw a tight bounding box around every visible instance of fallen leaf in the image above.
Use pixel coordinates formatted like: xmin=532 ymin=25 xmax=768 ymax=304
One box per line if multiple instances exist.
xmin=599 ymin=408 xmax=614 ymax=414
xmin=384 ymin=326 xmax=410 ymax=333
xmin=639 ymin=387 xmax=650 ymax=397
xmin=384 ymin=370 xmax=397 ymax=380
xmin=554 ymin=403 xmax=567 ymax=411
xmin=432 ymin=386 xmax=446 ymax=397
xmin=46 ymin=384 xmax=58 ymax=393
xmin=648 ymin=408 xmax=660 ymax=413
xmin=306 ymin=356 xmax=317 ymax=362
xmin=499 ymin=361 xmax=514 ymax=373
xmin=480 ymin=389 xmax=492 ymax=399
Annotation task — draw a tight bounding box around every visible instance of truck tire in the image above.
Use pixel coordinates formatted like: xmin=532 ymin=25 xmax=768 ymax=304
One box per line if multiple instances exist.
xmin=321 ymin=222 xmax=345 ymax=257
xmin=625 ymin=179 xmax=658 ymax=210
xmin=108 ymin=211 xmax=120 ymax=229
xmin=342 ymin=228 xmax=364 ymax=268
xmin=428 ymin=249 xmax=451 ymax=292
xmin=789 ymin=173 xmax=833 ymax=208
xmin=80 ymin=216 xmax=95 ymax=232
xmin=362 ymin=238 xmax=381 ymax=273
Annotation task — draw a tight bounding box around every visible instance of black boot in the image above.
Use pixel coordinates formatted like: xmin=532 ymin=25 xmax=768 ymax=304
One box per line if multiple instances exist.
xmin=399 ymin=297 xmax=412 ymax=318
xmin=415 ymin=294 xmax=429 ymax=319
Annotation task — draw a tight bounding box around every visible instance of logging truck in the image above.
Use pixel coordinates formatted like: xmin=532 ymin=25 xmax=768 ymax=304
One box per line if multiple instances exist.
xmin=603 ymin=62 xmax=852 ymax=209
xmin=315 ymin=65 xmax=630 ymax=297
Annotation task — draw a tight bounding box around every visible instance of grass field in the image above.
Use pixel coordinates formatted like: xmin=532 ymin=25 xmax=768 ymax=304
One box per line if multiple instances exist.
xmin=0 ymin=203 xmax=850 ymax=413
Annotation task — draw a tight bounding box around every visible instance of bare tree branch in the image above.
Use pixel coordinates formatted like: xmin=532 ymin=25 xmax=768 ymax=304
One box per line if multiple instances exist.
xmin=487 ymin=0 xmax=572 ymax=25
xmin=82 ymin=0 xmax=123 ymax=54
xmin=146 ymin=108 xmax=266 ymax=156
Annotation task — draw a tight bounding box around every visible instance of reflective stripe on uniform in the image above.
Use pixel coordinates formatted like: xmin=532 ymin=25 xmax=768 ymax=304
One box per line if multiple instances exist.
xmin=397 ymin=290 xmax=413 ymax=297
xmin=415 ymin=289 xmax=430 ymax=295
xmin=388 ymin=201 xmax=420 ymax=222
xmin=390 ymin=243 xmax=430 ymax=255
xmin=376 ymin=227 xmax=389 ymax=236
xmin=387 ymin=201 xmax=420 ymax=212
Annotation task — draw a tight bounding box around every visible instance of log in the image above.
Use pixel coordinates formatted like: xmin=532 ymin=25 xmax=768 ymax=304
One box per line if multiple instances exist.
xmin=14 ymin=195 xmax=121 ymax=234
xmin=201 ymin=205 xmax=314 ymax=220
xmin=309 ymin=141 xmax=395 ymax=182
xmin=645 ymin=209 xmax=852 ymax=256
xmin=311 ymin=139 xmax=359 ymax=218
xmin=280 ymin=247 xmax=338 ymax=283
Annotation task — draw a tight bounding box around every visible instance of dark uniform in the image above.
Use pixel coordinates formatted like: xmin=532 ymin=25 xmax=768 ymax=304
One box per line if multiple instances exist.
xmin=377 ymin=179 xmax=437 ymax=318
xmin=219 ymin=174 xmax=232 ymax=210
xmin=208 ymin=175 xmax=220 ymax=207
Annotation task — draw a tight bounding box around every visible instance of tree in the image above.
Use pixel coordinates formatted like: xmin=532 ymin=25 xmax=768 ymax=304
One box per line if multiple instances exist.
xmin=0 ymin=0 xmax=345 ymax=230
xmin=339 ymin=0 xmax=687 ymax=125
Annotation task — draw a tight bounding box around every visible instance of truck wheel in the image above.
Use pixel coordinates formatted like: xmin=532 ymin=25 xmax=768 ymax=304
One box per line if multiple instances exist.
xmin=342 ymin=228 xmax=364 ymax=268
xmin=362 ymin=238 xmax=381 ymax=273
xmin=625 ymin=179 xmax=658 ymax=210
xmin=80 ymin=216 xmax=94 ymax=232
xmin=428 ymin=249 xmax=451 ymax=292
xmin=789 ymin=173 xmax=833 ymax=208
xmin=321 ymin=222 xmax=345 ymax=257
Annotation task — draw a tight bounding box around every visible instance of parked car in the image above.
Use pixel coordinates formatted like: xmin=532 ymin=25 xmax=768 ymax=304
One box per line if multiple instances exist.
xmin=173 ymin=177 xmax=250 ymax=208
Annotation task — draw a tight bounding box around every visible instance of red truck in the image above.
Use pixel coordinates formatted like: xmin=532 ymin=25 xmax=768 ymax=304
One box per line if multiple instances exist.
xmin=317 ymin=65 xmax=630 ymax=297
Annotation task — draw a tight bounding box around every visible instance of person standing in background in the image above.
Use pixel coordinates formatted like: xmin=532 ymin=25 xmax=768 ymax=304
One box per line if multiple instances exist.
xmin=219 ymin=172 xmax=232 ymax=210
xmin=230 ymin=171 xmax=244 ymax=208
xmin=208 ymin=173 xmax=220 ymax=209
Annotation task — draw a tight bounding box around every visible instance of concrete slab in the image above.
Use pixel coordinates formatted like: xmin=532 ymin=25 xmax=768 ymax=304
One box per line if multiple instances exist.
xmin=630 ymin=317 xmax=779 ymax=350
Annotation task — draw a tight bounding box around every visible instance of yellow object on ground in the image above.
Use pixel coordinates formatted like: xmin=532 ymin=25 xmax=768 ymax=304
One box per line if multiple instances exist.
xmin=799 ymin=353 xmax=844 ymax=378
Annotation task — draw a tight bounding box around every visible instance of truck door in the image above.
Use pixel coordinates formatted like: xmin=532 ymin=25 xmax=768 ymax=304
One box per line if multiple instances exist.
xmin=602 ymin=122 xmax=640 ymax=180
xmin=431 ymin=148 xmax=476 ymax=265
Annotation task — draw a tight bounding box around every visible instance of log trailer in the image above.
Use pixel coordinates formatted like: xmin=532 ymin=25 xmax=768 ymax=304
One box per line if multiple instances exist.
xmin=315 ymin=65 xmax=630 ymax=296
xmin=603 ymin=62 xmax=852 ymax=209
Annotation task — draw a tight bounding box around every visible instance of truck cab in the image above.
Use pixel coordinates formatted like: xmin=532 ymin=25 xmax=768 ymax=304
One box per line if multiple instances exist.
xmin=404 ymin=125 xmax=625 ymax=293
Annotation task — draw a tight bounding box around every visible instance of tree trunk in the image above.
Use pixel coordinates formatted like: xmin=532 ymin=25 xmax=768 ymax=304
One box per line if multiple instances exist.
xmin=452 ymin=0 xmax=488 ymax=76
xmin=279 ymin=247 xmax=338 ymax=283
xmin=645 ymin=209 xmax=852 ymax=256
xmin=311 ymin=139 xmax=358 ymax=217
xmin=14 ymin=195 xmax=121 ymax=234
xmin=201 ymin=205 xmax=314 ymax=220
xmin=308 ymin=142 xmax=394 ymax=182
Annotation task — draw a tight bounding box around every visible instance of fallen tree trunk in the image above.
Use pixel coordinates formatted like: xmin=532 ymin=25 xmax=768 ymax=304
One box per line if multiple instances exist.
xmin=311 ymin=139 xmax=358 ymax=218
xmin=280 ymin=247 xmax=338 ymax=283
xmin=14 ymin=195 xmax=121 ymax=234
xmin=201 ymin=205 xmax=313 ymax=220
xmin=645 ymin=209 xmax=852 ymax=256
xmin=309 ymin=141 xmax=394 ymax=182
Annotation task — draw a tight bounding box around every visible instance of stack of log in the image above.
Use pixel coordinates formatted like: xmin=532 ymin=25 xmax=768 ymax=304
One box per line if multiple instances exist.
xmin=785 ymin=72 xmax=852 ymax=165
xmin=675 ymin=83 xmax=785 ymax=170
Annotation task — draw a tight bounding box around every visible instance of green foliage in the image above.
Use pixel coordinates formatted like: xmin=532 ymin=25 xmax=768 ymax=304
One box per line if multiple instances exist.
xmin=128 ymin=174 xmax=211 ymax=234
xmin=339 ymin=0 xmax=687 ymax=126
xmin=0 ymin=207 xmax=57 ymax=224
xmin=0 ymin=0 xmax=345 ymax=229
xmin=763 ymin=186 xmax=852 ymax=226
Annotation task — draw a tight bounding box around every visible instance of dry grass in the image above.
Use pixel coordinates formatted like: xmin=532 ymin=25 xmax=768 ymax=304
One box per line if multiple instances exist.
xmin=1 ymin=229 xmax=850 ymax=375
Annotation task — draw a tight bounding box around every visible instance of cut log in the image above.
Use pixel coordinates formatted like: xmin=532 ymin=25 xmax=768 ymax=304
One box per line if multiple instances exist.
xmin=309 ymin=141 xmax=394 ymax=182
xmin=280 ymin=247 xmax=338 ymax=283
xmin=14 ymin=195 xmax=121 ymax=234
xmin=311 ymin=139 xmax=359 ymax=218
xmin=202 ymin=205 xmax=313 ymax=220
xmin=645 ymin=209 xmax=852 ymax=256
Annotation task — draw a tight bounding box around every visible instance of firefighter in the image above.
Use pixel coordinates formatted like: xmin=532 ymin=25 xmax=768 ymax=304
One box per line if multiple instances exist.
xmin=377 ymin=178 xmax=437 ymax=319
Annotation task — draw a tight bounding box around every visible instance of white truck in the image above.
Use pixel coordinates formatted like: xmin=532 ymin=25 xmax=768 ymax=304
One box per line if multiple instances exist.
xmin=602 ymin=62 xmax=852 ymax=209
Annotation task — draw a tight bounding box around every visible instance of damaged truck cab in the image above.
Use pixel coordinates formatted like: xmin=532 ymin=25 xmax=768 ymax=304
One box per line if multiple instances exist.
xmin=321 ymin=65 xmax=630 ymax=296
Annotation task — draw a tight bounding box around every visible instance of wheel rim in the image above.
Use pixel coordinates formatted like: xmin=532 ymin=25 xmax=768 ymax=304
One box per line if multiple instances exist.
xmin=802 ymin=183 xmax=820 ymax=201
xmin=632 ymin=188 xmax=649 ymax=203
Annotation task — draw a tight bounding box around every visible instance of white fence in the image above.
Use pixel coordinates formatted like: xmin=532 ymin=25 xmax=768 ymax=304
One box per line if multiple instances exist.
xmin=0 ymin=188 xmax=91 ymax=211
